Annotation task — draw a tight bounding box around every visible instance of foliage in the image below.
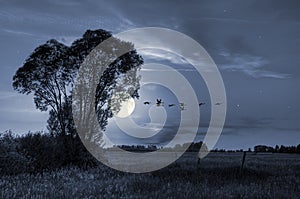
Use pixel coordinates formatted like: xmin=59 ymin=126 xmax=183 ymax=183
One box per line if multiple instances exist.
xmin=0 ymin=131 xmax=30 ymax=175
xmin=13 ymin=29 xmax=143 ymax=139
xmin=0 ymin=131 xmax=99 ymax=175
xmin=12 ymin=29 xmax=143 ymax=168
xmin=254 ymin=144 xmax=300 ymax=153
xmin=17 ymin=132 xmax=62 ymax=172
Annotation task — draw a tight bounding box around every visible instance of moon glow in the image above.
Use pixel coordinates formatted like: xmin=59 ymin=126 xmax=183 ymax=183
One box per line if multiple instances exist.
xmin=113 ymin=97 xmax=135 ymax=118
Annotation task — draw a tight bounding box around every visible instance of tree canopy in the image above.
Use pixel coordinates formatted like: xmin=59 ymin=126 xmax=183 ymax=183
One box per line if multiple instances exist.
xmin=13 ymin=29 xmax=143 ymax=142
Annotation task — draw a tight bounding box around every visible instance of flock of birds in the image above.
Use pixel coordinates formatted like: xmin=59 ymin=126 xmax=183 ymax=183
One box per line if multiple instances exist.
xmin=143 ymin=99 xmax=222 ymax=110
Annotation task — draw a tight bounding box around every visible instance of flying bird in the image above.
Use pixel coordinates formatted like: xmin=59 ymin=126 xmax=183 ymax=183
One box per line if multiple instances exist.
xmin=144 ymin=101 xmax=151 ymax=105
xmin=199 ymin=102 xmax=205 ymax=106
xmin=168 ymin=104 xmax=176 ymax=107
xmin=156 ymin=99 xmax=163 ymax=106
xmin=215 ymin=102 xmax=222 ymax=105
xmin=179 ymin=102 xmax=185 ymax=110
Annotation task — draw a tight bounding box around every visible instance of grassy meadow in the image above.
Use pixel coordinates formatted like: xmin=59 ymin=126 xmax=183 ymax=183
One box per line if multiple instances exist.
xmin=0 ymin=152 xmax=299 ymax=199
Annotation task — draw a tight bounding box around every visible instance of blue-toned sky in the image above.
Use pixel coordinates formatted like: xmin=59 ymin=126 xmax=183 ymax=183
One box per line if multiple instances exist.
xmin=0 ymin=0 xmax=299 ymax=149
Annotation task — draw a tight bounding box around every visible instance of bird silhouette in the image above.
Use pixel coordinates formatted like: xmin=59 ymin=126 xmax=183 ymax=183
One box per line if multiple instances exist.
xmin=168 ymin=104 xmax=176 ymax=107
xmin=215 ymin=102 xmax=222 ymax=105
xmin=179 ymin=102 xmax=185 ymax=110
xmin=143 ymin=101 xmax=151 ymax=105
xmin=199 ymin=102 xmax=205 ymax=106
xmin=156 ymin=99 xmax=163 ymax=106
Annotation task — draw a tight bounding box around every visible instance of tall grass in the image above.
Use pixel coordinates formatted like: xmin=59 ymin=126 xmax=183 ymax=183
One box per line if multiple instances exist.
xmin=0 ymin=152 xmax=299 ymax=198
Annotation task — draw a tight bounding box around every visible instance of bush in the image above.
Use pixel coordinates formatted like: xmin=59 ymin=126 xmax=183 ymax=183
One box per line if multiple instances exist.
xmin=17 ymin=132 xmax=65 ymax=172
xmin=0 ymin=131 xmax=30 ymax=175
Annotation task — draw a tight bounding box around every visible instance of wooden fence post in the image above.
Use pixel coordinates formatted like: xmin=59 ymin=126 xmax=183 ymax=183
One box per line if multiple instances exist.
xmin=240 ymin=151 xmax=246 ymax=174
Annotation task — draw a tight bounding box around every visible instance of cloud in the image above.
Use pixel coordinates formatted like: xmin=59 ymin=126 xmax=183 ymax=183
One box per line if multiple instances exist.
xmin=0 ymin=91 xmax=20 ymax=100
xmin=189 ymin=17 xmax=269 ymax=24
xmin=2 ymin=29 xmax=38 ymax=37
xmin=219 ymin=51 xmax=292 ymax=79
xmin=0 ymin=107 xmax=42 ymax=114
xmin=55 ymin=36 xmax=78 ymax=46
xmin=51 ymin=0 xmax=81 ymax=6
xmin=0 ymin=0 xmax=136 ymax=41
xmin=140 ymin=49 xmax=189 ymax=65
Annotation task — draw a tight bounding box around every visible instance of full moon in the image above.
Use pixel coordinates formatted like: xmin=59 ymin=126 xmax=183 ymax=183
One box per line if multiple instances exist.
xmin=113 ymin=97 xmax=135 ymax=118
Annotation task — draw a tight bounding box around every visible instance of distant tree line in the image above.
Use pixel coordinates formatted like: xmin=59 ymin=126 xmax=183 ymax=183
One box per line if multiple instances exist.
xmin=211 ymin=148 xmax=249 ymax=153
xmin=254 ymin=144 xmax=300 ymax=153
xmin=212 ymin=144 xmax=300 ymax=154
xmin=113 ymin=144 xmax=160 ymax=152
xmin=114 ymin=141 xmax=206 ymax=152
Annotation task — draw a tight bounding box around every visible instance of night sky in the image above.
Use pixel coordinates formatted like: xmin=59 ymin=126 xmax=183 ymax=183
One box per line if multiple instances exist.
xmin=0 ymin=0 xmax=299 ymax=149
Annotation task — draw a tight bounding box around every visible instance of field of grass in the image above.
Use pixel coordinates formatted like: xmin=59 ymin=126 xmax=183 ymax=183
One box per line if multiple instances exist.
xmin=0 ymin=152 xmax=299 ymax=199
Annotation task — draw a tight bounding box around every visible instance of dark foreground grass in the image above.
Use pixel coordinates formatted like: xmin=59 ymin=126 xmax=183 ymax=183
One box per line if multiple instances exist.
xmin=0 ymin=152 xmax=299 ymax=199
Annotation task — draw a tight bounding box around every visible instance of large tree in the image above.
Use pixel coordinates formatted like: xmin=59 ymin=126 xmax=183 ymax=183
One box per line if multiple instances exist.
xmin=13 ymin=29 xmax=143 ymax=143
xmin=13 ymin=39 xmax=73 ymax=136
xmin=71 ymin=34 xmax=143 ymax=151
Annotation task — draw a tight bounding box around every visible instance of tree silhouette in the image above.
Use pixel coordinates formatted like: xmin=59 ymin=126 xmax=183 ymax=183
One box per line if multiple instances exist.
xmin=13 ymin=29 xmax=143 ymax=160
xmin=71 ymin=32 xmax=143 ymax=148
xmin=13 ymin=39 xmax=72 ymax=136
